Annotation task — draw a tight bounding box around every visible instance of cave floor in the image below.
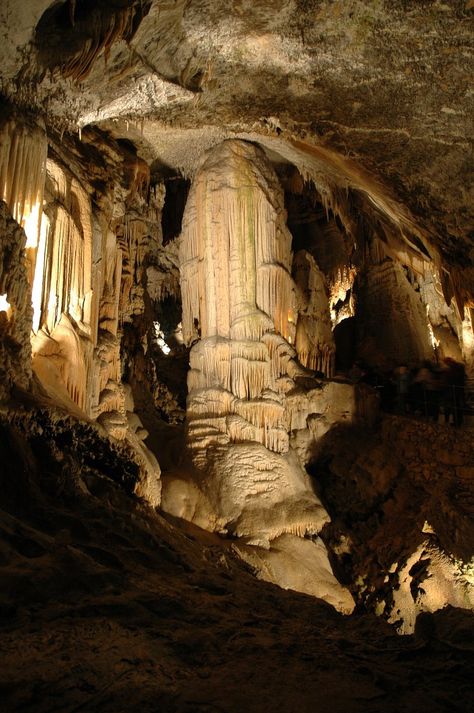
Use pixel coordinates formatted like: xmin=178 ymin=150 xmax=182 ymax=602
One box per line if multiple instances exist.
xmin=0 ymin=414 xmax=473 ymax=713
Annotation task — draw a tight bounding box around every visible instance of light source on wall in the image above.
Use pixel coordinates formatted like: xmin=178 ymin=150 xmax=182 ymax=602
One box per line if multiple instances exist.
xmin=287 ymin=310 xmax=295 ymax=344
xmin=153 ymin=321 xmax=171 ymax=355
xmin=329 ymin=267 xmax=357 ymax=327
xmin=23 ymin=203 xmax=42 ymax=249
xmin=462 ymin=307 xmax=474 ymax=355
xmin=426 ymin=307 xmax=440 ymax=350
xmin=0 ymin=293 xmax=11 ymax=314
xmin=31 ymin=212 xmax=50 ymax=333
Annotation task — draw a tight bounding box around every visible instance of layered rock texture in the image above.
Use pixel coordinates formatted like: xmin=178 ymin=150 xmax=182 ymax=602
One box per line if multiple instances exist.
xmin=160 ymin=139 xmax=352 ymax=609
xmin=0 ymin=111 xmax=162 ymax=505
xmin=0 ymin=2 xmax=473 ymax=706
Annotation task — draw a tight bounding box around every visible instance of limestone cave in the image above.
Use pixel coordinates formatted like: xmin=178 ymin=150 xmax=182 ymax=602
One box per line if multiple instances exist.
xmin=0 ymin=1 xmax=473 ymax=711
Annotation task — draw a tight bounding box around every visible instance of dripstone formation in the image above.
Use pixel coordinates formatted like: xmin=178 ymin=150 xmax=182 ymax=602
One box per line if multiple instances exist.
xmin=0 ymin=0 xmax=473 ymax=667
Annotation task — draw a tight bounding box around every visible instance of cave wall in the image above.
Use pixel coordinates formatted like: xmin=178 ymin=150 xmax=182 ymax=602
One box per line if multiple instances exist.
xmin=0 ymin=112 xmax=161 ymax=505
xmin=355 ymin=259 xmax=434 ymax=369
xmin=0 ymin=201 xmax=33 ymax=399
xmin=315 ymin=413 xmax=474 ymax=634
xmin=0 ymin=109 xmax=472 ymax=624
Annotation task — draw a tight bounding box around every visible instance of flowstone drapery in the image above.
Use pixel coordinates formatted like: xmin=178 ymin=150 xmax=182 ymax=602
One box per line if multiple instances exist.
xmin=0 ymin=114 xmax=161 ymax=506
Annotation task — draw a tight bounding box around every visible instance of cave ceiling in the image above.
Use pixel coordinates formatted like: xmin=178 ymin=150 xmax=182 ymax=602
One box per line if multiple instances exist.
xmin=0 ymin=0 xmax=473 ymax=268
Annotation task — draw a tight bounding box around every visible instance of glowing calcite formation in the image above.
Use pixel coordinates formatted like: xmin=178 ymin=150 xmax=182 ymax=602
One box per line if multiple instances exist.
xmin=235 ymin=534 xmax=356 ymax=615
xmin=0 ymin=117 xmax=47 ymax=230
xmin=29 ymin=157 xmax=161 ymax=505
xmin=180 ymin=140 xmax=299 ymax=461
xmin=293 ymin=250 xmax=335 ymax=376
xmin=0 ymin=116 xmax=160 ymax=506
xmin=174 ymin=140 xmax=354 ymax=613
xmin=31 ymin=159 xmax=104 ymax=415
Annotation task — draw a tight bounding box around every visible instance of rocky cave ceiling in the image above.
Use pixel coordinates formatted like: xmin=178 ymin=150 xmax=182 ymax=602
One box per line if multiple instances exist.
xmin=1 ymin=0 xmax=473 ymax=270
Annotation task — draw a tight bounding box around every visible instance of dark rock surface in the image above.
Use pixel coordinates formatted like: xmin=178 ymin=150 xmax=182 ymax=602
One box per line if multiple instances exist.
xmin=0 ymin=408 xmax=473 ymax=712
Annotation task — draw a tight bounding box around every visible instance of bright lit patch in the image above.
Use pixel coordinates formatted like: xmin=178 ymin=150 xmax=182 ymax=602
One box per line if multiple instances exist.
xmin=428 ymin=321 xmax=440 ymax=349
xmin=31 ymin=213 xmax=50 ymax=332
xmin=23 ymin=203 xmax=42 ymax=248
xmin=329 ymin=267 xmax=357 ymax=327
xmin=0 ymin=293 xmax=10 ymax=313
xmin=153 ymin=321 xmax=171 ymax=355
xmin=426 ymin=305 xmax=440 ymax=349
xmin=462 ymin=307 xmax=474 ymax=351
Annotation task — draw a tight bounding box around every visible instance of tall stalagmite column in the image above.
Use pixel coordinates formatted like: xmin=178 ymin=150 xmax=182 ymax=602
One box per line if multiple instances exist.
xmin=178 ymin=140 xmax=329 ymax=543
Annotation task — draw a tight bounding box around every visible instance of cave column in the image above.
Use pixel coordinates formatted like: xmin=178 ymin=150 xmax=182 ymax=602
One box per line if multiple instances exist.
xmin=180 ymin=140 xmax=297 ymax=461
xmin=175 ymin=139 xmax=336 ymax=545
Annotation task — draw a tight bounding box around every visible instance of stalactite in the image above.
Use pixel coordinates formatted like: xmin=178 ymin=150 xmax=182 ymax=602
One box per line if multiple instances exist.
xmin=43 ymin=204 xmax=88 ymax=331
xmin=262 ymin=332 xmax=297 ymax=381
xmin=116 ymin=213 xmax=149 ymax=323
xmin=36 ymin=1 xmax=152 ymax=84
xmin=0 ymin=119 xmax=47 ymax=237
xmin=230 ymin=358 xmax=268 ymax=400
xmin=256 ymin=263 xmax=296 ymax=343
xmin=329 ymin=266 xmax=357 ymax=327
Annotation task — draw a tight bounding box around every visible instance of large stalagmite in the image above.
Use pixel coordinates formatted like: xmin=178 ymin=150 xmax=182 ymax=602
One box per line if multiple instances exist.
xmin=180 ymin=140 xmax=298 ymax=462
xmin=163 ymin=139 xmax=355 ymax=612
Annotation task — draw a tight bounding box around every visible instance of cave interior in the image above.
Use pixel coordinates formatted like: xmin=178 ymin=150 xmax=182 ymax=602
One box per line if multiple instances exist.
xmin=0 ymin=1 xmax=473 ymax=711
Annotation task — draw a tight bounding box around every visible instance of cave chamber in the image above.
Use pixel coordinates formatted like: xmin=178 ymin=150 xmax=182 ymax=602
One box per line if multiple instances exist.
xmin=0 ymin=1 xmax=473 ymax=709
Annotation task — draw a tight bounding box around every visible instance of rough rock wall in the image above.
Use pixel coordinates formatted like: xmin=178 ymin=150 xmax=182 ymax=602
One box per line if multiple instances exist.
xmin=316 ymin=415 xmax=474 ymax=633
xmin=0 ymin=113 xmax=46 ymax=399
xmin=356 ymin=259 xmax=434 ymax=368
xmin=380 ymin=416 xmax=474 ymax=633
xmin=293 ymin=249 xmax=335 ymax=376
xmin=0 ymin=113 xmax=161 ymax=505
xmin=0 ymin=201 xmax=33 ymax=399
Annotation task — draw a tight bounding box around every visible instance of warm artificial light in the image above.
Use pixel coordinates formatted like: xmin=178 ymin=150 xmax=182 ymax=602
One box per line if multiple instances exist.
xmin=153 ymin=321 xmax=171 ymax=355
xmin=31 ymin=213 xmax=50 ymax=332
xmin=23 ymin=203 xmax=42 ymax=248
xmin=0 ymin=293 xmax=11 ymax=313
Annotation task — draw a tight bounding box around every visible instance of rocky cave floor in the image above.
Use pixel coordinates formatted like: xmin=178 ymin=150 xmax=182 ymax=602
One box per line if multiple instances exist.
xmin=1 ymin=401 xmax=473 ymax=713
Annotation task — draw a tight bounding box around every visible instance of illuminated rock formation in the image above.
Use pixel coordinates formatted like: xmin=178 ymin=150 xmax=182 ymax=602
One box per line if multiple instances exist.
xmin=178 ymin=141 xmax=314 ymax=523
xmin=293 ymin=249 xmax=335 ymax=376
xmin=179 ymin=140 xmax=298 ymax=464
xmin=0 ymin=115 xmax=47 ymax=398
xmin=0 ymin=0 xmax=473 ymax=639
xmin=0 ymin=116 xmax=47 ymax=232
xmin=235 ymin=534 xmax=355 ymax=614
xmin=0 ymin=115 xmax=161 ymax=505
xmin=31 ymin=159 xmax=94 ymax=414
xmin=160 ymin=139 xmax=354 ymax=610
